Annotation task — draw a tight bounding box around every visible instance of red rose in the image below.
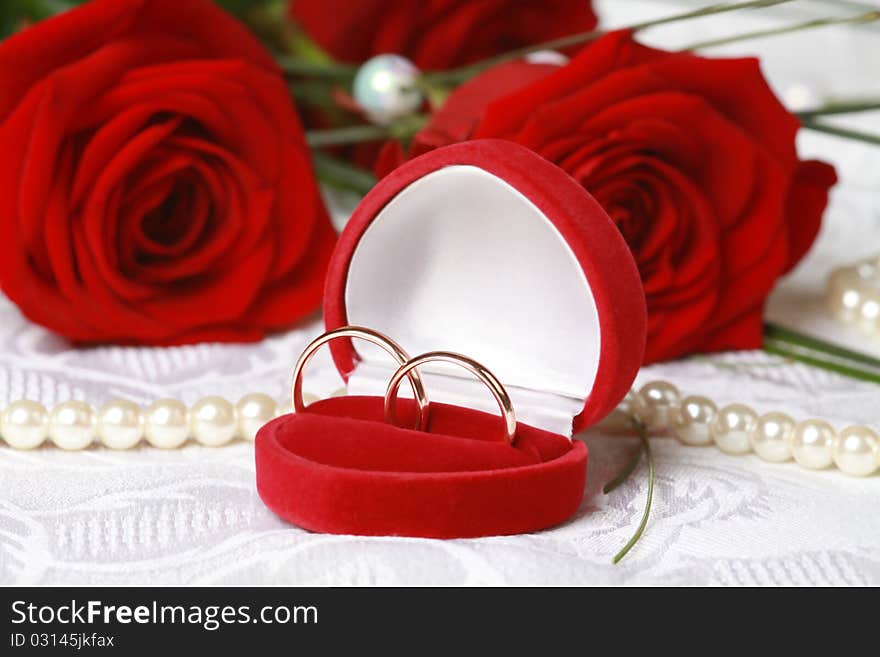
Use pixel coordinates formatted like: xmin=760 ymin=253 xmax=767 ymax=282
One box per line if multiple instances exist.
xmin=0 ymin=0 xmax=335 ymax=344
xmin=381 ymin=31 xmax=837 ymax=363
xmin=288 ymin=0 xmax=597 ymax=69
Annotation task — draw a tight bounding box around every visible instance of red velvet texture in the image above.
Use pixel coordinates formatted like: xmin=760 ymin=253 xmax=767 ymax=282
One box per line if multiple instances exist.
xmin=256 ymin=397 xmax=587 ymax=538
xmin=324 ymin=139 xmax=647 ymax=432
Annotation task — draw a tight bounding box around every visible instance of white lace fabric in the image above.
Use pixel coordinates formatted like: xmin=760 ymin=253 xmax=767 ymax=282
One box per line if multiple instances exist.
xmin=1 ymin=0 xmax=879 ymax=585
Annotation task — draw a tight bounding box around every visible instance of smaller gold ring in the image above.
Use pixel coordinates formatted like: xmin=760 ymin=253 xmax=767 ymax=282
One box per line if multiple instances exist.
xmin=384 ymin=351 xmax=517 ymax=446
xmin=291 ymin=326 xmax=429 ymax=431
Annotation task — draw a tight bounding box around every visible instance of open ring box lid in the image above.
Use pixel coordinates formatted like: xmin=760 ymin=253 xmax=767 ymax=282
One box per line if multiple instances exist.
xmin=256 ymin=140 xmax=646 ymax=538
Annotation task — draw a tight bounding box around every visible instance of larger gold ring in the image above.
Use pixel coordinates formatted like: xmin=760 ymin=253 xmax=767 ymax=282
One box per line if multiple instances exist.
xmin=384 ymin=351 xmax=517 ymax=446
xmin=291 ymin=326 xmax=430 ymax=431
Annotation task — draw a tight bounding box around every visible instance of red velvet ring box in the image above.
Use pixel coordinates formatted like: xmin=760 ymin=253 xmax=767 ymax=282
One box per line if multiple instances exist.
xmin=256 ymin=139 xmax=646 ymax=538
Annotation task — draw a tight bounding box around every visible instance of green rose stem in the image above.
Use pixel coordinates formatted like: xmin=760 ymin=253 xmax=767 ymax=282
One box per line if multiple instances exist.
xmin=603 ymin=445 xmax=644 ymax=496
xmin=603 ymin=418 xmax=654 ymax=565
xmin=277 ymin=55 xmax=357 ymax=80
xmin=685 ymin=9 xmax=880 ymax=50
xmin=424 ymin=0 xmax=796 ymax=86
xmin=798 ymin=99 xmax=880 ymax=119
xmin=763 ymin=323 xmax=880 ymax=383
xmin=305 ymin=115 xmax=428 ymax=147
xmin=311 ymin=152 xmax=377 ymax=196
xmin=300 ymin=100 xmax=880 ymax=151
xmin=306 ymin=125 xmax=389 ymax=147
xmin=797 ymin=99 xmax=880 ymax=138
xmin=799 ymin=120 xmax=880 ymax=146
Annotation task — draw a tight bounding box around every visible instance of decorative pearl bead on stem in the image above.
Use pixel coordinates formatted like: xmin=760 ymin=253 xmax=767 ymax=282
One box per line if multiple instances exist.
xmin=352 ymin=54 xmax=423 ymax=125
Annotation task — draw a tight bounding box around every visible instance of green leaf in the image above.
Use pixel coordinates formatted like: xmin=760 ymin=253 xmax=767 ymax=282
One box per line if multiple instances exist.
xmin=0 ymin=1 xmax=277 ymax=40
xmin=0 ymin=0 xmax=84 ymax=40
xmin=214 ymin=0 xmax=276 ymax=17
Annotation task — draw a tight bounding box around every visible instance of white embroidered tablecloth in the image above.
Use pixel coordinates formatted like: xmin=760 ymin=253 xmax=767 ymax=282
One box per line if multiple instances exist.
xmin=1 ymin=0 xmax=878 ymax=585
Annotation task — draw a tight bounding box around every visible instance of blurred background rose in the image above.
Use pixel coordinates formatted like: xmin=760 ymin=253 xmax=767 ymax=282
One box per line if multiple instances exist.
xmin=287 ymin=0 xmax=597 ymax=69
xmin=375 ymin=31 xmax=837 ymax=363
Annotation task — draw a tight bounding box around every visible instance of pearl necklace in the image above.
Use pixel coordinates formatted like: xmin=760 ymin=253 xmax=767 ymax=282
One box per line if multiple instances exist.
xmin=2 ymin=383 xmax=878 ymax=477
xmin=0 ymin=392 xmax=319 ymax=451
xmin=826 ymin=255 xmax=880 ymax=334
xmin=603 ymin=381 xmax=880 ymax=477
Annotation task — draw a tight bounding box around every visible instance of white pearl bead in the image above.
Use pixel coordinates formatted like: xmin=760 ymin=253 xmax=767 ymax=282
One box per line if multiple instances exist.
xmin=750 ymin=412 xmax=794 ymax=462
xmin=855 ymin=259 xmax=879 ymax=280
xmin=597 ymin=390 xmax=638 ymax=433
xmin=782 ymin=82 xmax=819 ymax=112
xmin=671 ymin=395 xmax=716 ymax=446
xmin=352 ymin=54 xmax=423 ymax=125
xmin=789 ymin=419 xmax=836 ymax=469
xmin=97 ymin=399 xmax=144 ymax=450
xmin=1 ymin=400 xmax=49 ymax=449
xmin=49 ymin=401 xmax=96 ymax=450
xmin=832 ymin=425 xmax=879 ymax=477
xmin=236 ymin=393 xmax=277 ymax=441
xmin=144 ymin=399 xmax=189 ymax=449
xmin=190 ymin=396 xmax=237 ymax=447
xmin=711 ymin=404 xmax=756 ymax=454
xmin=634 ymin=381 xmax=680 ymax=430
xmin=826 ymin=267 xmax=863 ymax=323
xmin=857 ymin=288 xmax=880 ymax=333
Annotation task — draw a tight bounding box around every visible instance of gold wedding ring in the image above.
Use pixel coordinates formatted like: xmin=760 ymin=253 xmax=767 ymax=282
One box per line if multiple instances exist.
xmin=384 ymin=351 xmax=517 ymax=446
xmin=291 ymin=326 xmax=430 ymax=431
